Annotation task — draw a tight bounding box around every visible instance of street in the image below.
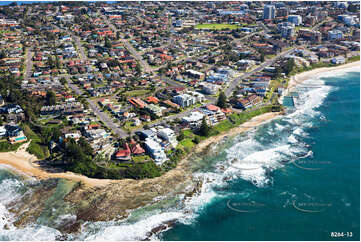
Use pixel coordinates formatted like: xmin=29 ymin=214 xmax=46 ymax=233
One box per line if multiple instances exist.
xmin=87 ymin=99 xmax=128 ymax=138
xmin=225 ymin=47 xmax=297 ymax=97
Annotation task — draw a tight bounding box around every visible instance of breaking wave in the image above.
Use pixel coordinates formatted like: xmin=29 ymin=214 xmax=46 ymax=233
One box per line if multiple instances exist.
xmin=78 ymin=75 xmax=335 ymax=240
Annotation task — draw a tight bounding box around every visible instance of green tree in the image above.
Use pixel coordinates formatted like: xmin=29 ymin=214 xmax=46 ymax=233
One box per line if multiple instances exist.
xmin=275 ymin=65 xmax=282 ymax=78
xmin=260 ymin=50 xmax=265 ymax=62
xmin=177 ymin=132 xmax=185 ymax=141
xmin=60 ymin=77 xmax=67 ymax=85
xmin=135 ymin=63 xmax=142 ymax=75
xmin=284 ymin=59 xmax=295 ymax=75
xmin=217 ymin=91 xmax=227 ymax=108
xmin=78 ymin=137 xmax=94 ymax=156
xmin=104 ymin=37 xmax=112 ymax=49
xmin=199 ymin=117 xmax=210 ymax=137
xmin=45 ymin=90 xmax=56 ymax=105
xmin=193 ymin=136 xmax=201 ymax=144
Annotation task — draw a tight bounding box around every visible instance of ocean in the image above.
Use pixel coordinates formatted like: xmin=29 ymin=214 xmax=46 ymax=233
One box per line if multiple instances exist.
xmin=0 ymin=69 xmax=359 ymax=240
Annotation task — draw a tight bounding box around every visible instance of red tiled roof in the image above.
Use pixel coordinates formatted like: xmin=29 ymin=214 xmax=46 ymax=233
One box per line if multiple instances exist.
xmin=116 ymin=143 xmax=131 ymax=158
xmin=131 ymin=144 xmax=145 ymax=155
xmin=145 ymin=96 xmax=159 ymax=104
xmin=206 ymin=104 xmax=221 ymax=111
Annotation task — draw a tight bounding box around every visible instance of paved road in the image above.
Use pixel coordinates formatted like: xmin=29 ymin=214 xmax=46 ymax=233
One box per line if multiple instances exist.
xmin=257 ymin=21 xmax=271 ymax=33
xmin=100 ymin=14 xmax=154 ymax=74
xmin=24 ymin=47 xmax=33 ymax=79
xmin=88 ymin=99 xmax=128 ymax=138
xmin=65 ymin=77 xmax=83 ymax=96
xmin=64 ymin=77 xmax=128 ymax=138
xmin=51 ymin=23 xmax=87 ymax=61
xmin=161 ymin=75 xmax=186 ymax=88
xmin=73 ymin=35 xmax=87 ymax=61
xmin=225 ymin=47 xmax=297 ymax=97
xmin=121 ymin=39 xmax=154 ymax=73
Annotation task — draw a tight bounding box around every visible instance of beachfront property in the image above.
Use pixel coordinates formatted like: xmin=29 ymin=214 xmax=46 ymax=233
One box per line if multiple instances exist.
xmin=0 ymin=0 xmax=357 ymax=179
xmin=157 ymin=127 xmax=178 ymax=148
xmin=172 ymin=92 xmax=204 ymax=108
xmin=144 ymin=138 xmax=168 ymax=165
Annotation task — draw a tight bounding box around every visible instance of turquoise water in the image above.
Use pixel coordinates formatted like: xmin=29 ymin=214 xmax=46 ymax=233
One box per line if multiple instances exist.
xmin=161 ymin=71 xmax=360 ymax=241
xmin=0 ymin=71 xmax=359 ymax=240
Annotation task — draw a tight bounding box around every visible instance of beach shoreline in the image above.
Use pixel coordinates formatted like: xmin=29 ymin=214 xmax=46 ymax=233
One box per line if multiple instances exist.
xmin=0 ymin=111 xmax=281 ymax=188
xmin=286 ymin=61 xmax=360 ymax=94
xmin=0 ymin=61 xmax=359 ymax=188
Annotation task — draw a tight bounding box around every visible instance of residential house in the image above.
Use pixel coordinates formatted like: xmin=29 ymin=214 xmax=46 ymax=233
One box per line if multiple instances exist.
xmin=115 ymin=143 xmax=131 ymax=161
xmin=158 ymin=128 xmax=178 ymax=148
xmin=144 ymin=138 xmax=167 ymax=165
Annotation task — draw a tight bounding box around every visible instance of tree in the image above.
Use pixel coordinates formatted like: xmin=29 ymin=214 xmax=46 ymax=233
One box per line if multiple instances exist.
xmin=217 ymin=91 xmax=227 ymax=108
xmin=45 ymin=90 xmax=56 ymax=105
xmin=55 ymin=56 xmax=61 ymax=69
xmin=260 ymin=50 xmax=265 ymax=62
xmin=135 ymin=63 xmax=142 ymax=75
xmin=275 ymin=65 xmax=282 ymax=78
xmin=78 ymin=137 xmax=94 ymax=156
xmin=60 ymin=77 xmax=67 ymax=85
xmin=47 ymin=56 xmax=55 ymax=69
xmin=193 ymin=136 xmax=201 ymax=144
xmin=284 ymin=59 xmax=295 ymax=76
xmin=177 ymin=132 xmax=185 ymax=141
xmin=199 ymin=117 xmax=210 ymax=137
xmin=104 ymin=37 xmax=112 ymax=49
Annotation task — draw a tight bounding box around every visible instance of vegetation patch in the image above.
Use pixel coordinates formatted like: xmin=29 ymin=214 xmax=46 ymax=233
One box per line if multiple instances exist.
xmin=22 ymin=124 xmax=49 ymax=159
xmin=179 ymin=138 xmax=195 ymax=149
xmin=195 ymin=23 xmax=239 ymax=30
xmin=123 ymin=89 xmax=151 ymax=97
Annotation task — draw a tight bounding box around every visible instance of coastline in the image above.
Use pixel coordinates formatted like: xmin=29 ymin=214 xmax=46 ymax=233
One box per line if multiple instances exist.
xmin=286 ymin=61 xmax=360 ymax=95
xmin=0 ymin=142 xmax=113 ymax=187
xmin=0 ymin=61 xmax=359 ymax=188
xmin=0 ymin=111 xmax=281 ymax=188
xmin=0 ymin=60 xmax=359 ymax=237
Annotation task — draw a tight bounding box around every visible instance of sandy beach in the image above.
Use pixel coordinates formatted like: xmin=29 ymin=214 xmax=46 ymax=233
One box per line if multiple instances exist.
xmin=194 ymin=111 xmax=281 ymax=153
xmin=0 ymin=142 xmax=113 ymax=187
xmin=0 ymin=61 xmax=358 ymax=188
xmin=286 ymin=61 xmax=360 ymax=94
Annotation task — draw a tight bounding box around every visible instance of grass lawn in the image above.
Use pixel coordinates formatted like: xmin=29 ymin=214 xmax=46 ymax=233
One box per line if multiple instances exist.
xmin=22 ymin=124 xmax=49 ymax=159
xmin=181 ymin=129 xmax=194 ymax=139
xmin=124 ymin=121 xmax=140 ymax=131
xmin=123 ymin=89 xmax=151 ymax=97
xmin=212 ymin=119 xmax=235 ymax=135
xmin=195 ymin=23 xmax=239 ymax=30
xmin=132 ymin=155 xmax=150 ymax=163
xmin=347 ymin=55 xmax=360 ymax=63
xmin=0 ymin=142 xmax=22 ymax=152
xmin=179 ymin=138 xmax=195 ymax=149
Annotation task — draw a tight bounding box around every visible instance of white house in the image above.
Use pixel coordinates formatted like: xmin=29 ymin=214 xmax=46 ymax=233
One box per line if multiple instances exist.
xmin=0 ymin=126 xmax=6 ymax=137
xmin=331 ymin=56 xmax=346 ymax=64
xmin=144 ymin=138 xmax=167 ymax=165
xmin=182 ymin=111 xmax=205 ymax=129
xmin=158 ymin=128 xmax=178 ymax=148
